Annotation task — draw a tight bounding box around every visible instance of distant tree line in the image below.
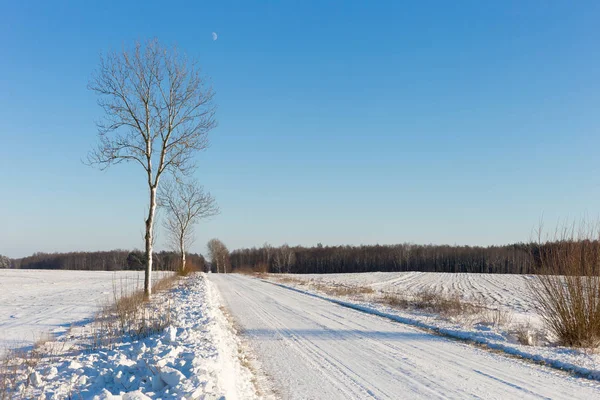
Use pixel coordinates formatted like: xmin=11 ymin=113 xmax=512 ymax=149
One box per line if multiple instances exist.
xmin=0 ymin=250 xmax=205 ymax=271
xmin=229 ymin=243 xmax=540 ymax=275
xmin=5 ymin=240 xmax=595 ymax=275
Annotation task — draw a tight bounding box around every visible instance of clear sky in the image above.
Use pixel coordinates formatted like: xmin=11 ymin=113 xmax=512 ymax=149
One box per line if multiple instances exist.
xmin=1 ymin=1 xmax=600 ymax=258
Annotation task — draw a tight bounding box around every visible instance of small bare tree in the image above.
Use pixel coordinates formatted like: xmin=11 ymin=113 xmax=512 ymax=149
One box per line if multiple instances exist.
xmin=207 ymin=238 xmax=230 ymax=273
xmin=159 ymin=180 xmax=219 ymax=274
xmin=87 ymin=39 xmax=216 ymax=296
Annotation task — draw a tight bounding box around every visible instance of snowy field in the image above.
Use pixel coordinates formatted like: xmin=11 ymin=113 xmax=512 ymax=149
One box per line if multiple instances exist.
xmin=0 ymin=269 xmax=171 ymax=355
xmin=278 ymin=271 xmax=538 ymax=315
xmin=1 ymin=273 xmax=258 ymax=399
xmin=266 ymin=272 xmax=600 ymax=380
xmin=5 ymin=269 xmax=600 ymax=398
xmin=270 ymin=272 xmax=540 ymax=329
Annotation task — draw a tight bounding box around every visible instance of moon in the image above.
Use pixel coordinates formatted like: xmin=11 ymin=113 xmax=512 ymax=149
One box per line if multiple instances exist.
xmin=212 ymin=32 xmax=218 ymax=41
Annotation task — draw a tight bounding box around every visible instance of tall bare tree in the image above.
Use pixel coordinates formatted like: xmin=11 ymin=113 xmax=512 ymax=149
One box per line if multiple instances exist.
xmin=207 ymin=238 xmax=230 ymax=273
xmin=87 ymin=39 xmax=216 ymax=296
xmin=159 ymin=179 xmax=219 ymax=273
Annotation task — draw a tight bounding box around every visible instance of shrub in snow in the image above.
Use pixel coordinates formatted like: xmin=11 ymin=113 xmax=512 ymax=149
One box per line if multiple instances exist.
xmin=531 ymin=229 xmax=600 ymax=347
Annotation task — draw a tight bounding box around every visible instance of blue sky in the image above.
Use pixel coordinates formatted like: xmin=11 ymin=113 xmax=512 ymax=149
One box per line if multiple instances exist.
xmin=1 ymin=1 xmax=600 ymax=258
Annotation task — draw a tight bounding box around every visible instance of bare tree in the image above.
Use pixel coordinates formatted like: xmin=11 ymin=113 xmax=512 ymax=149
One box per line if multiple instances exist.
xmin=87 ymin=39 xmax=216 ymax=296
xmin=273 ymin=244 xmax=295 ymax=273
xmin=159 ymin=179 xmax=219 ymax=273
xmin=0 ymin=255 xmax=10 ymax=269
xmin=263 ymin=242 xmax=273 ymax=267
xmin=207 ymin=238 xmax=230 ymax=273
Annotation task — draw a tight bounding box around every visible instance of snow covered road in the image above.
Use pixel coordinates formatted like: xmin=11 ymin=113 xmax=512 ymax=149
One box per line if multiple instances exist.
xmin=210 ymin=274 xmax=600 ymax=400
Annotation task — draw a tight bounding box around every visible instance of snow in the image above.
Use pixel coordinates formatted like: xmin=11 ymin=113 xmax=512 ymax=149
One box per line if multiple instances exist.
xmin=1 ymin=273 xmax=258 ymax=399
xmin=266 ymin=272 xmax=600 ymax=381
xmin=211 ymin=274 xmax=600 ymax=399
xmin=282 ymin=271 xmax=538 ymax=315
xmin=0 ymin=269 xmax=170 ymax=355
xmin=6 ymin=269 xmax=600 ymax=399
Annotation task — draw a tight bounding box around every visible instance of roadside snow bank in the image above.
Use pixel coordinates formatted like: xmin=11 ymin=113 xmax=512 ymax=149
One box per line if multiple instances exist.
xmin=205 ymin=275 xmax=259 ymax=400
xmin=4 ymin=274 xmax=258 ymax=399
xmin=264 ymin=277 xmax=600 ymax=382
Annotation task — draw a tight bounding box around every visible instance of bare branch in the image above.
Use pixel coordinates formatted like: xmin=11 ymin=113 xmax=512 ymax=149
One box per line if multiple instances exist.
xmin=159 ymin=179 xmax=220 ymax=272
xmin=87 ymin=39 xmax=216 ymax=183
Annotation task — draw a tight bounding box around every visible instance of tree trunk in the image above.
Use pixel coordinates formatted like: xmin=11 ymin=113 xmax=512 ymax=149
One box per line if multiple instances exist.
xmin=144 ymin=186 xmax=157 ymax=297
xmin=180 ymin=238 xmax=186 ymax=273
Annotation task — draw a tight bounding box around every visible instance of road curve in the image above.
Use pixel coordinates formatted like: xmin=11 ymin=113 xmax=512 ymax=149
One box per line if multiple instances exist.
xmin=209 ymin=274 xmax=600 ymax=400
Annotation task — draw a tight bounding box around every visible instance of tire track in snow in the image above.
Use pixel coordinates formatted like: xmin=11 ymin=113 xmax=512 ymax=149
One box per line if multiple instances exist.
xmin=228 ymin=283 xmax=374 ymax=399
